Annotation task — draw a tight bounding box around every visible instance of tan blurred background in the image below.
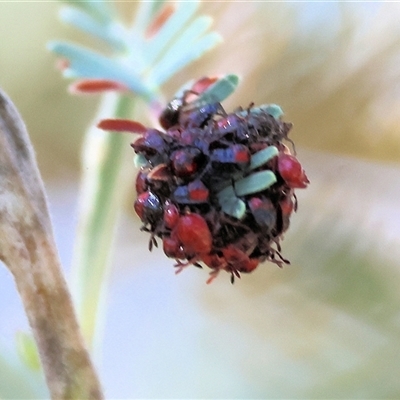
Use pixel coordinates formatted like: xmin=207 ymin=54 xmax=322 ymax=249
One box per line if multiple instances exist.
xmin=1 ymin=2 xmax=400 ymax=399
xmin=2 ymin=2 xmax=400 ymax=176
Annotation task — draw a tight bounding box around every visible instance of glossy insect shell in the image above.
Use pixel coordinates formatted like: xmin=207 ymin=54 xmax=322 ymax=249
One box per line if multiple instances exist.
xmin=174 ymin=214 xmax=212 ymax=255
xmin=170 ymin=147 xmax=202 ymax=178
xmin=277 ymin=153 xmax=309 ymax=188
xmin=163 ymin=202 xmax=180 ymax=229
xmin=159 ymin=98 xmax=183 ymax=130
xmin=163 ymin=236 xmax=185 ymax=259
xmin=134 ymin=191 xmax=163 ymax=224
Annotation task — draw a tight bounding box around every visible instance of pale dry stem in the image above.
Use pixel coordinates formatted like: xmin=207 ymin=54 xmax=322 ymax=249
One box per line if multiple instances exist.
xmin=0 ymin=89 xmax=103 ymax=400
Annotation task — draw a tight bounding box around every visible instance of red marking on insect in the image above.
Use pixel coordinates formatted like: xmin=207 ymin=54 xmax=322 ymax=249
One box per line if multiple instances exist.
xmin=277 ymin=153 xmax=309 ymax=188
xmin=69 ymin=79 xmax=128 ymax=94
xmin=145 ymin=4 xmax=175 ymax=38
xmin=97 ymin=119 xmax=147 ymax=134
xmin=174 ymin=214 xmax=212 ymax=255
xmin=232 ymin=145 xmax=251 ymax=163
xmin=248 ymin=197 xmax=263 ymax=209
xmin=173 ymin=180 xmax=209 ymax=204
xmin=187 ymin=180 xmax=209 ymax=202
xmin=211 ymin=144 xmax=250 ymax=169
xmin=170 ymin=147 xmax=202 ymax=178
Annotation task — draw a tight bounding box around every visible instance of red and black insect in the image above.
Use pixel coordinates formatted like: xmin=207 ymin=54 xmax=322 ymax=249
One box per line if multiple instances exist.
xmin=98 ymin=76 xmax=309 ymax=283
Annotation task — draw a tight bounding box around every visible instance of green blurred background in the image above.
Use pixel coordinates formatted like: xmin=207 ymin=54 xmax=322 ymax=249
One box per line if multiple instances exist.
xmin=0 ymin=2 xmax=400 ymax=398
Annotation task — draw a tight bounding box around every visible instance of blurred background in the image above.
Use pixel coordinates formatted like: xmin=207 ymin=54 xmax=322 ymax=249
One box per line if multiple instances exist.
xmin=1 ymin=1 xmax=400 ymax=398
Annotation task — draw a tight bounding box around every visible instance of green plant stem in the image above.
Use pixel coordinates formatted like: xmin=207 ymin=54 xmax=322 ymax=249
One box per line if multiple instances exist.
xmin=71 ymin=92 xmax=135 ymax=348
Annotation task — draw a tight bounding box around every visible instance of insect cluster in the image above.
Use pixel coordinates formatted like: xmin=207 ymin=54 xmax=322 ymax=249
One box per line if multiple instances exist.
xmin=101 ymin=76 xmax=309 ymax=283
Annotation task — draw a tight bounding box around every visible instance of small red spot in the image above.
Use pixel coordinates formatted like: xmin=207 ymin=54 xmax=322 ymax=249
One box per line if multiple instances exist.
xmin=171 ymin=148 xmax=201 ymax=177
xmin=97 ymin=119 xmax=147 ymax=134
xmin=248 ymin=197 xmax=274 ymax=212
xmin=211 ymin=145 xmax=250 ymax=166
xmin=69 ymin=79 xmax=128 ymax=94
xmin=248 ymin=197 xmax=276 ymax=231
xmin=232 ymin=144 xmax=250 ymax=163
xmin=174 ymin=214 xmax=212 ymax=255
xmin=248 ymin=197 xmax=263 ymax=210
xmin=188 ymin=180 xmax=209 ymax=202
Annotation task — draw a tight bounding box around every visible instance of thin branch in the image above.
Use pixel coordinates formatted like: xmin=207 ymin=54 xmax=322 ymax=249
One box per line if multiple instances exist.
xmin=0 ymin=89 xmax=103 ymax=400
